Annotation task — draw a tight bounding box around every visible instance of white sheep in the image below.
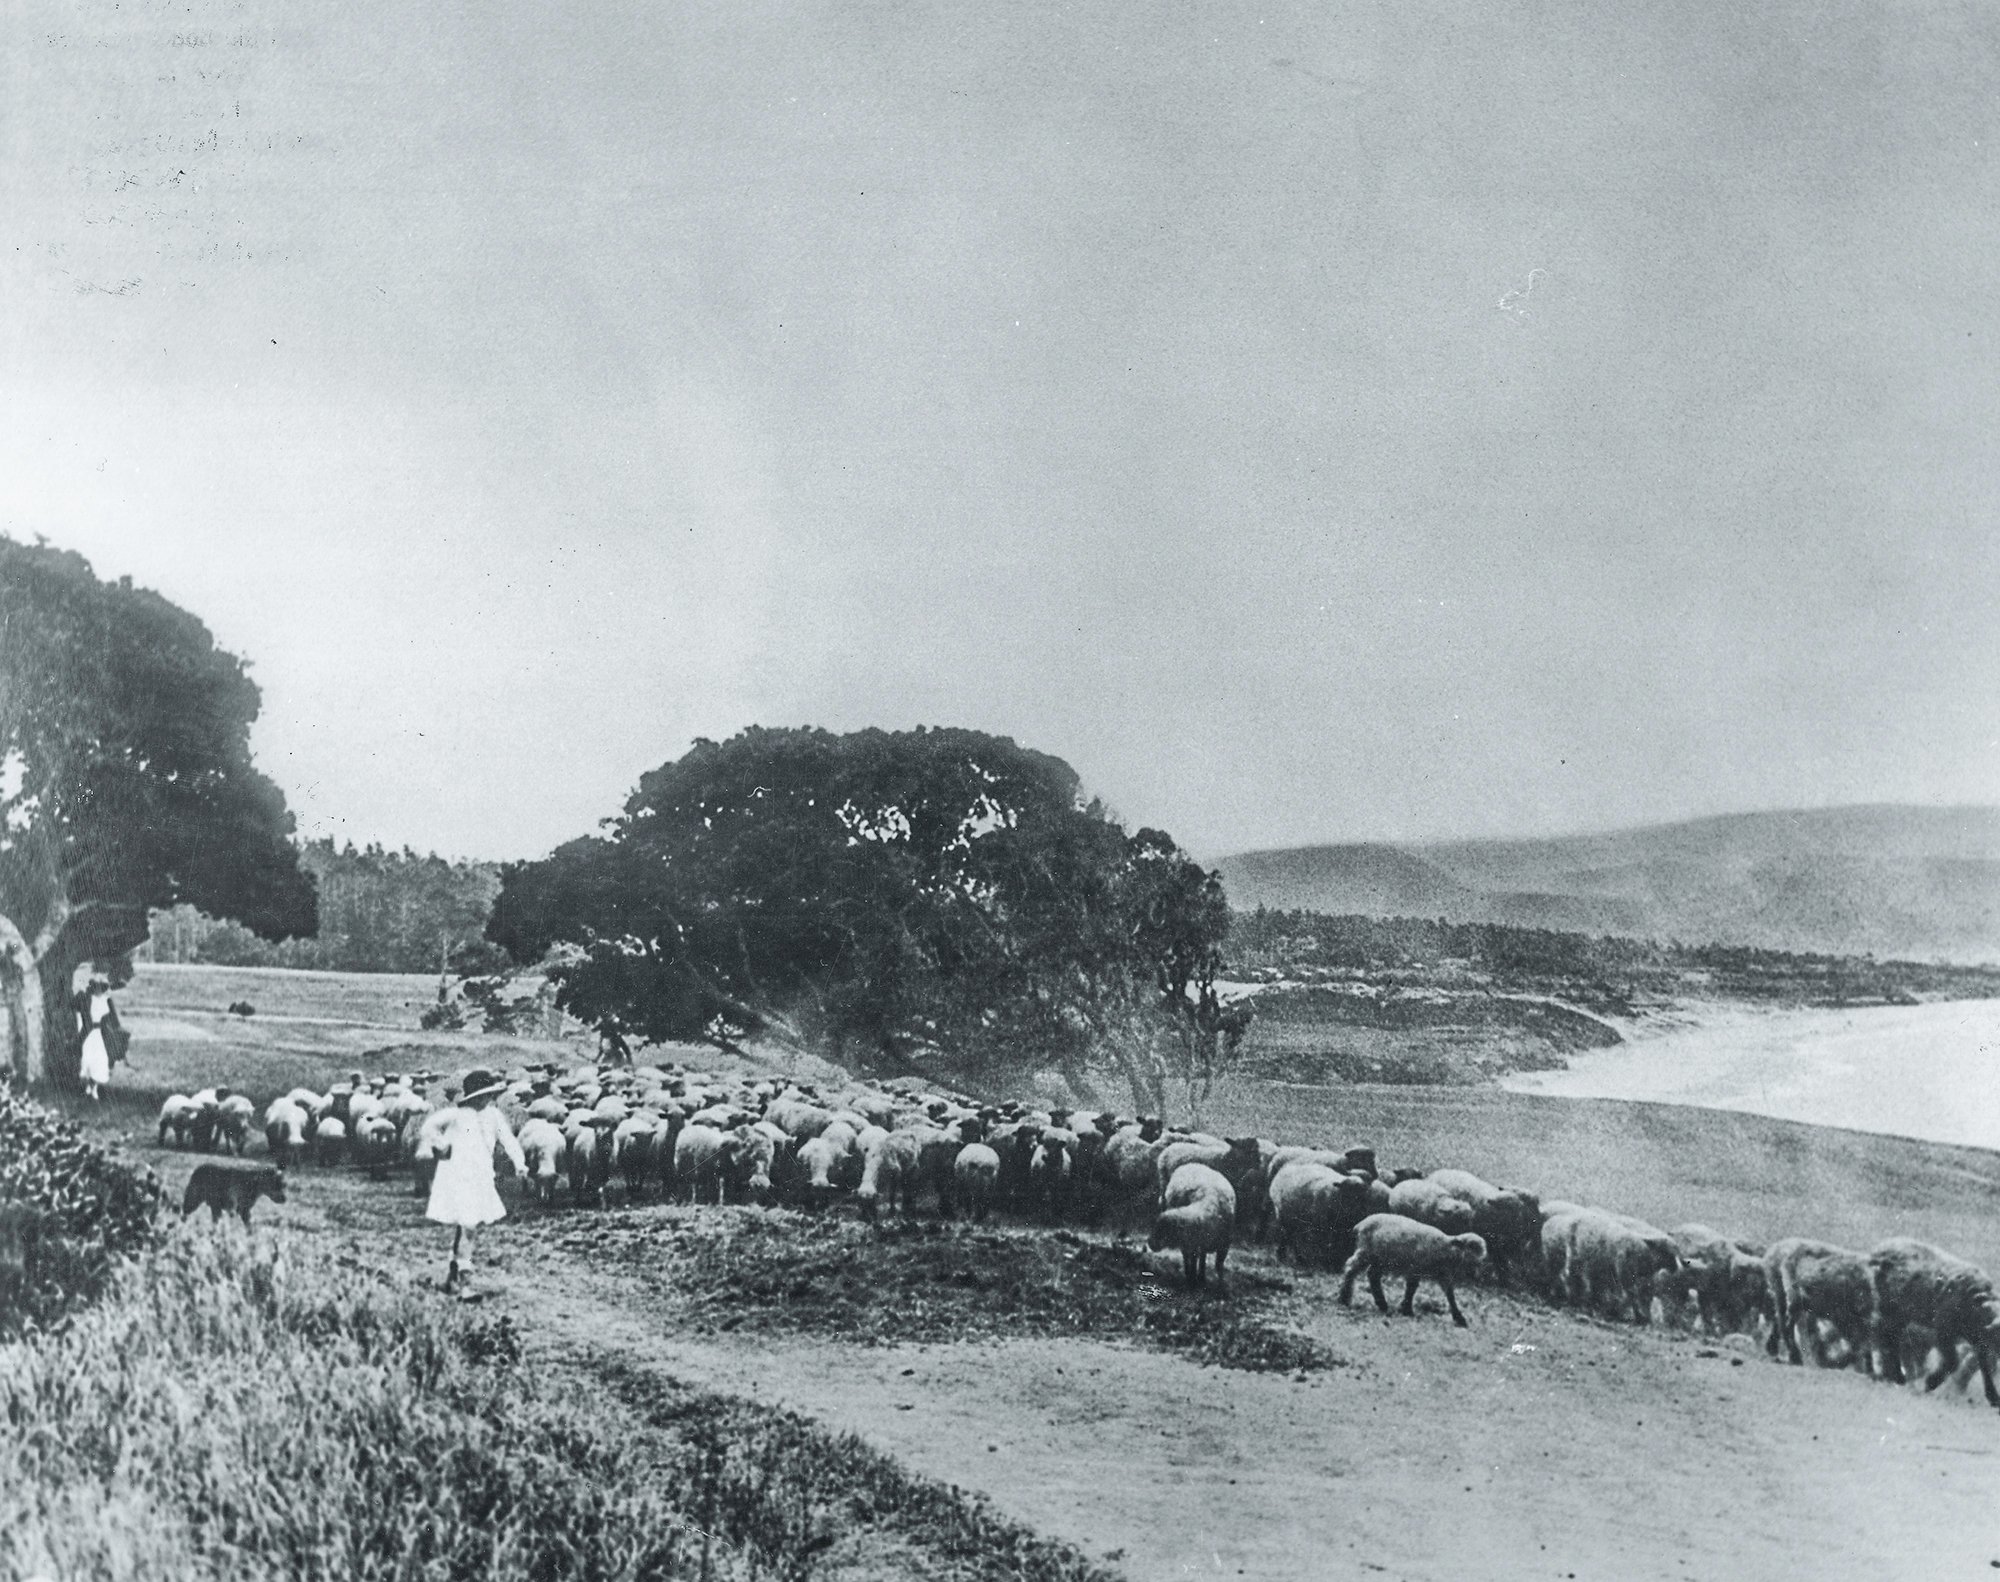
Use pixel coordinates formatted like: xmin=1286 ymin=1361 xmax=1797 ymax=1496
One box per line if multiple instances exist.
xmin=856 ymin=1129 xmax=921 ymax=1220
xmin=158 ymin=1094 xmax=197 ymax=1148
xmin=1385 ymin=1178 xmax=1476 ymax=1237
xmin=953 ymin=1143 xmax=1001 ymax=1222
xmin=518 ymin=1117 xmax=567 ymax=1204
xmin=1149 ymin=1163 xmax=1238 ymax=1288
xmin=1426 ymin=1169 xmax=1542 ymax=1283
xmin=312 ymin=1115 xmax=347 ymax=1167
xmin=1338 ymin=1213 xmax=1487 ymax=1327
xmin=263 ymin=1099 xmax=308 ymax=1167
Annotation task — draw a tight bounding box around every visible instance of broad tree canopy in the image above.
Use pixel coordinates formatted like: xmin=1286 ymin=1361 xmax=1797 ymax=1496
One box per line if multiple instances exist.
xmin=490 ymin=725 xmax=1245 ymax=1113
xmin=0 ymin=536 xmax=316 ymax=1084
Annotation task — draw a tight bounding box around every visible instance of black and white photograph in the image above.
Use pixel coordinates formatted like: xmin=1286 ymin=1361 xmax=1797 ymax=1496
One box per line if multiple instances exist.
xmin=4 ymin=2 xmax=1998 ymax=1577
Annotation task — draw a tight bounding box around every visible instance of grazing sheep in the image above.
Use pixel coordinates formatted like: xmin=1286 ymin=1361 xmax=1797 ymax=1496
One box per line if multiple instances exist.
xmin=1269 ymin=1161 xmax=1373 ymax=1268
xmin=1427 ymin=1169 xmax=1542 ymax=1283
xmin=1029 ymin=1128 xmax=1077 ymax=1222
xmin=183 ymin=1159 xmax=287 ymax=1224
xmin=566 ymin=1121 xmax=608 ymax=1204
xmin=764 ymin=1096 xmax=835 ymax=1140
xmin=856 ymin=1130 xmax=922 ymax=1220
xmin=612 ymin=1114 xmax=659 ymax=1199
xmin=1545 ymin=1207 xmax=1679 ymax=1323
xmin=953 ymin=1143 xmax=1001 ymax=1221
xmin=518 ymin=1117 xmax=566 ymax=1204
xmin=1662 ymin=1225 xmax=1770 ymax=1335
xmin=187 ymin=1088 xmax=228 ymax=1153
xmin=1153 ymin=1136 xmax=1263 ymax=1202
xmin=312 ymin=1115 xmax=347 ymax=1167
xmin=794 ymin=1131 xmax=850 ymax=1210
xmin=408 ymin=1107 xmax=455 ymax=1198
xmin=352 ymin=1114 xmax=399 ymax=1177
xmin=1338 ymin=1213 xmax=1486 ymax=1326
xmin=263 ymin=1099 xmax=308 ymax=1168
xmin=726 ymin=1124 xmax=779 ymax=1205
xmin=1149 ymin=1163 xmax=1238 ymax=1288
xmin=1385 ymin=1178 xmax=1476 ymax=1238
xmin=1765 ymin=1238 xmax=1876 ymax=1371
xmin=1868 ymin=1239 xmax=2000 ymax=1406
xmin=158 ymin=1095 xmax=197 ymax=1148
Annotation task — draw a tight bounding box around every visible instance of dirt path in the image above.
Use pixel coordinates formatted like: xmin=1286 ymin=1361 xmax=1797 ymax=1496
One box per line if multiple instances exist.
xmin=464 ymin=1226 xmax=2000 ymax=1581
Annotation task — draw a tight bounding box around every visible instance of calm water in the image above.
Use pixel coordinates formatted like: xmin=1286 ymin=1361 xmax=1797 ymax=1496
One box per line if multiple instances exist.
xmin=1502 ymin=999 xmax=2000 ymax=1152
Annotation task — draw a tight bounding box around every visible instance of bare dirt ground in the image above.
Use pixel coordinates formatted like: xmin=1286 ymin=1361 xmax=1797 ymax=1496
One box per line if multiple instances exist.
xmin=126 ymin=1137 xmax=2000 ymax=1582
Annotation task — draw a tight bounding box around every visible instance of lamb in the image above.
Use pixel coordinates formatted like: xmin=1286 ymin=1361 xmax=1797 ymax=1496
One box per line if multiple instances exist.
xmin=953 ymin=1143 xmax=1001 ymax=1222
xmin=158 ymin=1094 xmax=197 ymax=1148
xmin=352 ymin=1114 xmax=400 ymax=1177
xmin=1765 ymin=1238 xmax=1876 ymax=1371
xmin=518 ymin=1117 xmax=567 ymax=1204
xmin=1426 ymin=1169 xmax=1542 ymax=1283
xmin=1338 ymin=1213 xmax=1486 ymax=1327
xmin=1148 ymin=1163 xmax=1237 ymax=1288
xmin=1269 ymin=1161 xmax=1373 ymax=1268
xmin=1385 ymin=1178 xmax=1476 ymax=1238
xmin=1868 ymin=1238 xmax=2000 ymax=1406
xmin=182 ymin=1159 xmax=287 ymax=1224
xmin=1542 ymin=1207 xmax=1679 ymax=1323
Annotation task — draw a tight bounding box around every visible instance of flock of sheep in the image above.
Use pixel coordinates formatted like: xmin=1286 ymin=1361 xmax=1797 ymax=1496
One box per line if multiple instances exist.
xmin=155 ymin=1060 xmax=2000 ymax=1407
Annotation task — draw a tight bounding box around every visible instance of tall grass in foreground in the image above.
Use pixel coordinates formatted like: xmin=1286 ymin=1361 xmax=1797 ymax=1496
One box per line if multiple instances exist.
xmin=0 ymin=1220 xmax=730 ymax=1581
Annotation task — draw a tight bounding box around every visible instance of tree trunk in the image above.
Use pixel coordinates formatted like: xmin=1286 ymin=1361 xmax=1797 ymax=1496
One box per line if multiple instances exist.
xmin=0 ymin=913 xmax=45 ymax=1086
xmin=36 ymin=932 xmax=89 ymax=1092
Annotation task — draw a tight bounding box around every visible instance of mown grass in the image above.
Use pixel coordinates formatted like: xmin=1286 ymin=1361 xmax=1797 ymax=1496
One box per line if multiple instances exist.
xmin=558 ymin=1208 xmax=1343 ymax=1375
xmin=0 ymin=1222 xmax=1122 ymax=1582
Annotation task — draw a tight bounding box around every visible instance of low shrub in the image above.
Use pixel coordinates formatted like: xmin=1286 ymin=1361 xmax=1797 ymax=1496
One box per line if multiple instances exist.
xmin=0 ymin=1076 xmax=164 ymax=1337
xmin=0 ymin=1222 xmax=725 ymax=1581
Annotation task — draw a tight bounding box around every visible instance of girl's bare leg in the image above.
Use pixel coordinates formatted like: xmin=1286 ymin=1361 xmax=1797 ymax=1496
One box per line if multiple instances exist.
xmin=445 ymin=1226 xmax=464 ymax=1289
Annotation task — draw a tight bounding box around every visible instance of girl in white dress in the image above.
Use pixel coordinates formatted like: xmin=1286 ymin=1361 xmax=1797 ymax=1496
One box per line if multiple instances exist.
xmin=425 ymin=1067 xmax=525 ymax=1292
xmin=75 ymin=977 xmax=116 ymax=1101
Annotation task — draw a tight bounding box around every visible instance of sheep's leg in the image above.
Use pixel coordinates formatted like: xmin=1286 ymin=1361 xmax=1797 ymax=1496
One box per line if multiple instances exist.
xmin=1336 ymin=1256 xmax=1360 ymax=1306
xmin=1399 ymin=1277 xmax=1418 ymax=1317
xmin=1368 ymin=1267 xmax=1390 ymax=1314
xmin=1976 ymin=1347 xmax=2000 ymax=1408
xmin=1781 ymin=1292 xmax=1806 ymax=1366
xmin=1923 ymin=1341 xmax=1959 ymax=1393
xmin=1185 ymin=1249 xmax=1202 ymax=1288
xmin=1443 ymin=1278 xmax=1469 ymax=1327
xmin=1214 ymin=1242 xmax=1229 ymax=1285
xmin=1877 ymin=1312 xmax=1908 ymax=1384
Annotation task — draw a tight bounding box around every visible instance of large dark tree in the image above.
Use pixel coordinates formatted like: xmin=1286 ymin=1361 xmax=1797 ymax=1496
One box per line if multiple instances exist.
xmin=0 ymin=536 xmax=317 ymax=1085
xmin=489 ymin=725 xmax=1244 ymax=1113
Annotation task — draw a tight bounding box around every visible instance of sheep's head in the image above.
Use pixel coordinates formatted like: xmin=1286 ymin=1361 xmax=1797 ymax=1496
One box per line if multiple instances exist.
xmin=267 ymin=1172 xmax=288 ymax=1204
xmin=1137 ymin=1116 xmax=1164 ymax=1143
xmin=1450 ymin=1234 xmax=1488 ymax=1276
xmin=1147 ymin=1216 xmax=1175 ymax=1252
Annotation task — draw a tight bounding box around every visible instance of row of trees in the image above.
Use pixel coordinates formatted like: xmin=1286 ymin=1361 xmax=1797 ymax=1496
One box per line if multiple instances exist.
xmin=144 ymin=842 xmax=500 ymax=976
xmin=0 ymin=536 xmax=1248 ymax=1112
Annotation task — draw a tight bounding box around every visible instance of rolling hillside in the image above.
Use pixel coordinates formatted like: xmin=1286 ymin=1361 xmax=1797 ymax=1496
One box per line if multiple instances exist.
xmin=1216 ymin=804 xmax=2000 ymax=963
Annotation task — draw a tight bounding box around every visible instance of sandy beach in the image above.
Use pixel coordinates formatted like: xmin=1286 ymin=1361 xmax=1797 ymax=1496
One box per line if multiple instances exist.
xmin=1503 ymin=998 xmax=2000 ymax=1151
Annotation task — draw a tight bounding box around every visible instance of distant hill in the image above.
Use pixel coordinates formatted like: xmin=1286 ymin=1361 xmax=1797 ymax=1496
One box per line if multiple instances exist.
xmin=1216 ymin=805 xmax=2000 ymax=964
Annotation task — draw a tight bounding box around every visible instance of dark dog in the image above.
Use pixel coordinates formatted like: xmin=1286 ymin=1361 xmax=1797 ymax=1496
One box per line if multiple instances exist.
xmin=182 ymin=1159 xmax=287 ymax=1224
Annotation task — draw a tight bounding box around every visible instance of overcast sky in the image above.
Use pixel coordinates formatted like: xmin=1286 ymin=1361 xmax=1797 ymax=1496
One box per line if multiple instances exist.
xmin=6 ymin=1 xmax=1997 ymax=862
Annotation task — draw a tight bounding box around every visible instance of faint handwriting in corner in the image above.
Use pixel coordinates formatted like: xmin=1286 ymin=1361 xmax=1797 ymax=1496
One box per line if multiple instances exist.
xmin=76 ymin=278 xmax=144 ymax=297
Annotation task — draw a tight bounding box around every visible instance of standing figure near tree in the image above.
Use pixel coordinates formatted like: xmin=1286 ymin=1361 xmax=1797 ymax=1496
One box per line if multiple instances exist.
xmin=425 ymin=1067 xmax=525 ymax=1293
xmin=72 ymin=974 xmax=122 ymax=1101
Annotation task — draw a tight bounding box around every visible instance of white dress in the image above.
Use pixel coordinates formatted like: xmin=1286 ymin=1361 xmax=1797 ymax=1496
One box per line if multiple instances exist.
xmin=425 ymin=1106 xmax=526 ymax=1227
xmin=78 ymin=992 xmax=113 ymax=1086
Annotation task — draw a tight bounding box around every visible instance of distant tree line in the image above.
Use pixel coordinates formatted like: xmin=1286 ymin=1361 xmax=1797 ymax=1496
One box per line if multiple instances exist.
xmin=142 ymin=840 xmax=501 ymax=977
xmin=1225 ymin=908 xmax=2000 ymax=1007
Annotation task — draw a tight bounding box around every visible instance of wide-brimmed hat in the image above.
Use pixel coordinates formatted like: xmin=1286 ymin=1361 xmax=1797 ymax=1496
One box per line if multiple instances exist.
xmin=459 ymin=1068 xmax=507 ymax=1103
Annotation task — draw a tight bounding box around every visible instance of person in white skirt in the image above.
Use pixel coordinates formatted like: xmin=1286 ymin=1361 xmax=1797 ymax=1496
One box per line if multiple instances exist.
xmin=426 ymin=1067 xmax=525 ymax=1293
xmin=73 ymin=975 xmax=119 ymax=1102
